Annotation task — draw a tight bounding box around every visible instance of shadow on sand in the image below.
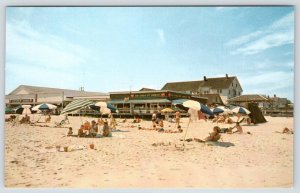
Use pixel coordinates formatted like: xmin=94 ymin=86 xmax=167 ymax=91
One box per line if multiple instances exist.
xmin=206 ymin=141 xmax=235 ymax=147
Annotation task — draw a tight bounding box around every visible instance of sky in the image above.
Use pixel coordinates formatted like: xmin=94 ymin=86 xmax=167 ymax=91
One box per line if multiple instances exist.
xmin=5 ymin=6 xmax=294 ymax=101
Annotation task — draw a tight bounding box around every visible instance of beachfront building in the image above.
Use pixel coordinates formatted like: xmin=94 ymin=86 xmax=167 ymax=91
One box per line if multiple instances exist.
xmin=109 ymin=90 xmax=208 ymax=116
xmin=227 ymin=94 xmax=270 ymax=108
xmin=161 ymin=74 xmax=243 ymax=104
xmin=5 ymin=85 xmax=109 ymax=112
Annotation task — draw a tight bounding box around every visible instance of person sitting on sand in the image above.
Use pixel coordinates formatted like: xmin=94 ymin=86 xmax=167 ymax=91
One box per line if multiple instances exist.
xmin=78 ymin=125 xmax=86 ymax=137
xmin=83 ymin=121 xmax=91 ymax=130
xmin=194 ymin=126 xmax=221 ymax=142
xmin=282 ymin=127 xmax=293 ymax=134
xmin=122 ymin=118 xmax=127 ymax=123
xmin=217 ymin=115 xmax=226 ymax=123
xmin=102 ymin=121 xmax=112 ymax=137
xmin=67 ymin=127 xmax=73 ymax=136
xmin=90 ymin=120 xmax=98 ymax=137
xmin=97 ymin=118 xmax=104 ymax=126
xmin=45 ymin=115 xmax=51 ymax=123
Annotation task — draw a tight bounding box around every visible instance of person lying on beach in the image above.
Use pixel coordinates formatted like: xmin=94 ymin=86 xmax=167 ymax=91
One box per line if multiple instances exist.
xmin=132 ymin=117 xmax=141 ymax=123
xmin=159 ymin=125 xmax=183 ymax=133
xmin=138 ymin=125 xmax=158 ymax=131
xmin=225 ymin=117 xmax=234 ymax=124
xmin=219 ymin=122 xmax=243 ymax=134
xmin=102 ymin=121 xmax=112 ymax=137
xmin=194 ymin=126 xmax=222 ymax=143
xmin=216 ymin=115 xmax=226 ymax=123
xmin=122 ymin=119 xmax=127 ymax=123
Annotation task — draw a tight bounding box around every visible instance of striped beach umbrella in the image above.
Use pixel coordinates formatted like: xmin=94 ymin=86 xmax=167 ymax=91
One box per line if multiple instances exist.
xmin=232 ymin=106 xmax=251 ymax=115
xmin=61 ymin=99 xmax=94 ymax=114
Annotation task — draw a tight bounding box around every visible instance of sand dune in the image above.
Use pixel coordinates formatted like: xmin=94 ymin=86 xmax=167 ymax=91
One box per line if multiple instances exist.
xmin=4 ymin=114 xmax=293 ymax=188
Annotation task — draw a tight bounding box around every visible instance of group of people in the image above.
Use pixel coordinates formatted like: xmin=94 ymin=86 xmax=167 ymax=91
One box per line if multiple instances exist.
xmin=69 ymin=115 xmax=117 ymax=138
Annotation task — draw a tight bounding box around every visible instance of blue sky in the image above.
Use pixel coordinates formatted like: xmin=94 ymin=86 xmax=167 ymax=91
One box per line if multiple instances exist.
xmin=5 ymin=7 xmax=294 ymax=101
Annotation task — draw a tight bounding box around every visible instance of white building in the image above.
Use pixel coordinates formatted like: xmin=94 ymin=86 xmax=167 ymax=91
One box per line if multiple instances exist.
xmin=161 ymin=74 xmax=243 ymax=104
xmin=5 ymin=85 xmax=109 ymax=108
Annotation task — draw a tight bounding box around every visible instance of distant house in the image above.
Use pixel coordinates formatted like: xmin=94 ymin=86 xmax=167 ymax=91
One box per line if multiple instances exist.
xmin=270 ymin=94 xmax=292 ymax=109
xmin=161 ymin=74 xmax=243 ymax=104
xmin=227 ymin=94 xmax=270 ymax=108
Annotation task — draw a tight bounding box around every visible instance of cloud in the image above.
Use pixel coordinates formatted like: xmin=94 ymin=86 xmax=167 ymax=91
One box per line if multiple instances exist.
xmin=6 ymin=19 xmax=90 ymax=71
xmin=156 ymin=29 xmax=166 ymax=44
xmin=227 ymin=12 xmax=294 ymax=55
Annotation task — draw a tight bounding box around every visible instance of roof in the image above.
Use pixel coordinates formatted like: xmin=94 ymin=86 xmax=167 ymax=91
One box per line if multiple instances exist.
xmin=139 ymin=88 xmax=156 ymax=91
xmin=196 ymin=93 xmax=224 ymax=105
xmin=227 ymin=94 xmax=269 ymax=102
xmin=109 ymin=99 xmax=171 ymax=104
xmin=161 ymin=76 xmax=237 ymax=91
xmin=8 ymin=85 xmax=107 ymax=97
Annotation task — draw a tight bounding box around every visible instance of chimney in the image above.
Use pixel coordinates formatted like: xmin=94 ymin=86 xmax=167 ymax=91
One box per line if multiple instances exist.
xmin=204 ymin=76 xmax=207 ymax=81
xmin=226 ymin=74 xmax=228 ymax=78
xmin=274 ymin=94 xmax=276 ymax=98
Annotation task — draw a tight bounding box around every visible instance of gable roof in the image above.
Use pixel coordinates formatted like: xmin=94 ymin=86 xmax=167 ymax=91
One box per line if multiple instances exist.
xmin=227 ymin=94 xmax=269 ymax=103
xmin=8 ymin=85 xmax=107 ymax=97
xmin=161 ymin=76 xmax=237 ymax=91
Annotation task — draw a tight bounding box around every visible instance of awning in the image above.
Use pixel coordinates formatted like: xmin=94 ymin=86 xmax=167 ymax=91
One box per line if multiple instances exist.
xmin=61 ymin=99 xmax=94 ymax=114
xmin=109 ymin=99 xmax=170 ymax=104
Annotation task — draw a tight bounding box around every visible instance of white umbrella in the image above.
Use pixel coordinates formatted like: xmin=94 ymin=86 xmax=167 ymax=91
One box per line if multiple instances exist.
xmin=32 ymin=103 xmax=57 ymax=111
xmin=232 ymin=106 xmax=251 ymax=115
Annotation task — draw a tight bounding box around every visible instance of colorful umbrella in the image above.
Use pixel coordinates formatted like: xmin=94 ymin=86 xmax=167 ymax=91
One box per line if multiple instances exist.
xmin=232 ymin=106 xmax=251 ymax=115
xmin=32 ymin=103 xmax=57 ymax=111
xmin=212 ymin=106 xmax=232 ymax=114
xmin=161 ymin=108 xmax=174 ymax=113
xmin=15 ymin=105 xmax=32 ymax=115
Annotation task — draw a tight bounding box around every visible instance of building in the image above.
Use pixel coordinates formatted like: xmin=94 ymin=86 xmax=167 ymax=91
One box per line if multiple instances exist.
xmin=109 ymin=90 xmax=208 ymax=116
xmin=196 ymin=94 xmax=224 ymax=106
xmin=227 ymin=94 xmax=270 ymax=108
xmin=5 ymin=85 xmax=109 ymax=110
xmin=161 ymin=74 xmax=243 ymax=104
xmin=269 ymin=94 xmax=292 ymax=109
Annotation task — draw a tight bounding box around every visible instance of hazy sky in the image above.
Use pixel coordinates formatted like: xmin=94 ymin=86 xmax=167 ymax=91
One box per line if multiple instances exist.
xmin=5 ymin=7 xmax=294 ymax=100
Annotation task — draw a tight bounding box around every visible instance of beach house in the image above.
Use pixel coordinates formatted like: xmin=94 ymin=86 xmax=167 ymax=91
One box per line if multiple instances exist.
xmin=161 ymin=74 xmax=243 ymax=104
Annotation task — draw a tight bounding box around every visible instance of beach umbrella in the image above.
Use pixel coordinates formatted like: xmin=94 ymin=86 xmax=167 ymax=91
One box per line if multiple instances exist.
xmin=5 ymin=107 xmax=15 ymax=114
xmin=172 ymin=99 xmax=214 ymax=116
xmin=91 ymin=102 xmax=118 ymax=113
xmin=15 ymin=105 xmax=32 ymax=115
xmin=212 ymin=106 xmax=233 ymax=115
xmin=61 ymin=99 xmax=94 ymax=114
xmin=32 ymin=103 xmax=57 ymax=111
xmin=232 ymin=106 xmax=251 ymax=115
xmin=160 ymin=108 xmax=174 ymax=113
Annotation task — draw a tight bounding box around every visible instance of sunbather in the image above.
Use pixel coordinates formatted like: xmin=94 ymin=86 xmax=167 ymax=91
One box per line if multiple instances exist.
xmin=194 ymin=126 xmax=221 ymax=142
xmin=67 ymin=127 xmax=73 ymax=136
xmin=282 ymin=127 xmax=293 ymax=134
xmin=78 ymin=125 xmax=86 ymax=137
xmin=45 ymin=115 xmax=51 ymax=123
xmin=102 ymin=121 xmax=112 ymax=137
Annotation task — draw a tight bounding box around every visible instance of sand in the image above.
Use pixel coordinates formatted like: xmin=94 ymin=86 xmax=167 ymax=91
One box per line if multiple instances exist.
xmin=4 ymin=114 xmax=293 ymax=188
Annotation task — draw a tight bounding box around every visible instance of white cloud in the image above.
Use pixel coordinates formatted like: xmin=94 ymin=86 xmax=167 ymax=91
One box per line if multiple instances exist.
xmin=156 ymin=29 xmax=166 ymax=44
xmin=227 ymin=11 xmax=294 ymax=55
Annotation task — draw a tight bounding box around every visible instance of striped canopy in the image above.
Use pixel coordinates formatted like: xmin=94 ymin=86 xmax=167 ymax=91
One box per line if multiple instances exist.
xmin=61 ymin=99 xmax=94 ymax=114
xmin=32 ymin=103 xmax=57 ymax=111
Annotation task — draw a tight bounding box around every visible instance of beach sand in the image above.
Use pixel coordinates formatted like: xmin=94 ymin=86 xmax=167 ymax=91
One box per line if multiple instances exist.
xmin=4 ymin=114 xmax=293 ymax=188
